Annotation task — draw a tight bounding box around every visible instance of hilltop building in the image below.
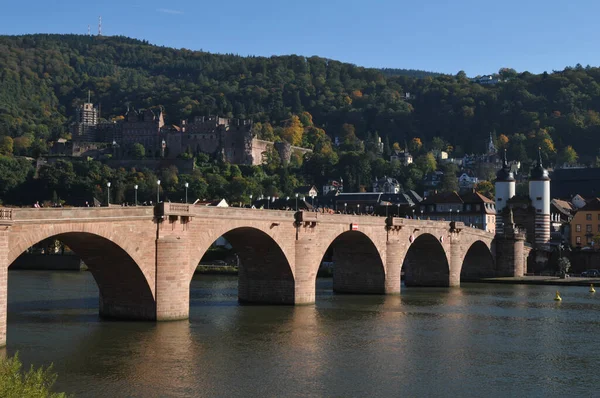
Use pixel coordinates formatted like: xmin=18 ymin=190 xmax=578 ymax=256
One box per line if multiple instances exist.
xmin=69 ymin=102 xmax=311 ymax=165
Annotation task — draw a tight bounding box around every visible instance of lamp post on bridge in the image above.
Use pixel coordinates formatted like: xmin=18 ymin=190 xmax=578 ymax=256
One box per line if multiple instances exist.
xmin=344 ymin=203 xmax=347 ymax=214
xmin=412 ymin=209 xmax=415 ymax=219
xmin=157 ymin=180 xmax=161 ymax=204
xmin=397 ymin=203 xmax=400 ymax=217
xmin=184 ymin=182 xmax=189 ymax=204
xmin=295 ymin=193 xmax=299 ymax=211
xmin=357 ymin=204 xmax=360 ymax=215
xmin=106 ymin=182 xmax=111 ymax=206
xmin=449 ymin=209 xmax=453 ymax=222
xmin=457 ymin=209 xmax=460 ymax=223
xmin=249 ymin=194 xmax=253 ymax=207
xmin=134 ymin=184 xmax=138 ymax=206
xmin=267 ymin=196 xmax=271 ymax=210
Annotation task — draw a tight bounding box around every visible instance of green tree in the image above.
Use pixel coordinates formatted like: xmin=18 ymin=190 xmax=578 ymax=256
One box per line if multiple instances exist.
xmin=558 ymin=145 xmax=578 ymax=165
xmin=414 ymin=152 xmax=437 ymax=174
xmin=131 ymin=143 xmax=145 ymax=159
xmin=440 ymin=163 xmax=459 ymax=192
xmin=0 ymin=136 xmax=14 ymax=156
xmin=476 ymin=180 xmax=495 ymax=199
xmin=0 ymin=353 xmax=68 ymax=398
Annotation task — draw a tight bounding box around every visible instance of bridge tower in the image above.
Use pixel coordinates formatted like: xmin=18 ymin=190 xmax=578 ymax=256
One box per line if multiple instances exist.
xmin=494 ymin=149 xmax=515 ymax=234
xmin=529 ymin=149 xmax=551 ymax=245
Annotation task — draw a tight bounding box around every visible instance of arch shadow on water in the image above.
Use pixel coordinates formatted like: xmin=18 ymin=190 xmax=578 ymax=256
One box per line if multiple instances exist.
xmin=193 ymin=227 xmax=295 ymax=305
xmin=318 ymin=231 xmax=386 ymax=295
xmin=460 ymin=240 xmax=495 ymax=282
xmin=8 ymin=232 xmax=156 ymax=321
xmin=403 ymin=233 xmax=450 ymax=287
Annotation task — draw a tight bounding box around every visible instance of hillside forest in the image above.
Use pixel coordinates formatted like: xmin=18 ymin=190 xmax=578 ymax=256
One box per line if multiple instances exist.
xmin=0 ymin=34 xmax=596 ymax=205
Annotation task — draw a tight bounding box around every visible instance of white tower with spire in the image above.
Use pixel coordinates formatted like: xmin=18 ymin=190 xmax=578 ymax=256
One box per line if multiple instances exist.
xmin=529 ymin=149 xmax=551 ymax=245
xmin=495 ymin=149 xmax=515 ymax=234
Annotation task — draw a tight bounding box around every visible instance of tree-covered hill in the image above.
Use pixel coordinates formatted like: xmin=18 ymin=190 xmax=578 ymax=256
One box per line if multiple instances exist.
xmin=2 ymin=33 xmax=600 ymax=162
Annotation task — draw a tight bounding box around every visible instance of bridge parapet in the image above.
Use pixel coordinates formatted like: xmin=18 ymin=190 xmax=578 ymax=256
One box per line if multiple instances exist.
xmin=8 ymin=207 xmax=155 ymax=223
xmin=0 ymin=209 xmax=12 ymax=221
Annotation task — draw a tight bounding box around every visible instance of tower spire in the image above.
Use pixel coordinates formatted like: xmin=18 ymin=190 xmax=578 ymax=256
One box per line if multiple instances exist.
xmin=538 ymin=147 xmax=543 ymax=167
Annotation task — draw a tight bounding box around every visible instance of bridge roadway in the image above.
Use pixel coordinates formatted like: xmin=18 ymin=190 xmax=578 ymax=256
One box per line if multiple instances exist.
xmin=0 ymin=204 xmax=526 ymax=347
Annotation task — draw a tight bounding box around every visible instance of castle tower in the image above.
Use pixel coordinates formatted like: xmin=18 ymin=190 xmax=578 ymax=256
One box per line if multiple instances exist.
xmin=495 ymin=150 xmax=515 ymax=234
xmin=529 ymin=149 xmax=551 ymax=245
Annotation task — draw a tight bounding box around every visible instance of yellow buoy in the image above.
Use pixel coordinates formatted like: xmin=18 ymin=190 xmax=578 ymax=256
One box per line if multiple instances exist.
xmin=590 ymin=284 xmax=596 ymax=293
xmin=554 ymin=291 xmax=562 ymax=301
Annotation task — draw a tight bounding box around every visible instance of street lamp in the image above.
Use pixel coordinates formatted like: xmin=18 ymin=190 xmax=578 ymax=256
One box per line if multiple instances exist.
xmin=457 ymin=209 xmax=460 ymax=223
xmin=412 ymin=209 xmax=415 ymax=219
xmin=295 ymin=193 xmax=299 ymax=211
xmin=134 ymin=184 xmax=138 ymax=206
xmin=344 ymin=203 xmax=347 ymax=213
xmin=106 ymin=182 xmax=111 ymax=206
xmin=386 ymin=203 xmax=389 ymax=218
xmin=184 ymin=182 xmax=189 ymax=204
xmin=421 ymin=210 xmax=423 ymax=219
xmin=249 ymin=194 xmax=253 ymax=207
xmin=397 ymin=203 xmax=400 ymax=217
xmin=267 ymin=196 xmax=271 ymax=210
xmin=357 ymin=204 xmax=360 ymax=214
xmin=157 ymin=180 xmax=161 ymax=204
xmin=449 ymin=209 xmax=453 ymax=222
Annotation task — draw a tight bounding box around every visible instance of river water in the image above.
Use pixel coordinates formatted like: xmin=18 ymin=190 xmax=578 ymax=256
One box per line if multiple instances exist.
xmin=4 ymin=271 xmax=600 ymax=397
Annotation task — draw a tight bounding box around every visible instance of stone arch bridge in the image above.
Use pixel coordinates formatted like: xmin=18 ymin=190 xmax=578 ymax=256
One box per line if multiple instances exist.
xmin=0 ymin=204 xmax=526 ymax=347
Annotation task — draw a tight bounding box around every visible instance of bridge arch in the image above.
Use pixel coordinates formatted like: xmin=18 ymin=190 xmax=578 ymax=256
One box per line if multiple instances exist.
xmin=402 ymin=233 xmax=451 ymax=287
xmin=460 ymin=240 xmax=495 ymax=281
xmin=7 ymin=231 xmax=156 ymax=320
xmin=189 ymin=226 xmax=295 ymax=304
xmin=319 ymin=230 xmax=386 ymax=294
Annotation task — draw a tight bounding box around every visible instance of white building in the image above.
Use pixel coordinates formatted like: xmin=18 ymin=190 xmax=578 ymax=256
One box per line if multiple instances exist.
xmin=458 ymin=172 xmax=479 ymax=189
xmin=529 ymin=151 xmax=551 ymax=245
xmin=323 ymin=180 xmax=343 ymax=196
xmin=372 ymin=176 xmax=401 ymax=194
xmin=390 ymin=150 xmax=413 ymax=166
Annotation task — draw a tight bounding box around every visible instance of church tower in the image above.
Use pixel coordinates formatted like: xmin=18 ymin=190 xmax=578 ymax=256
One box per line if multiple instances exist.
xmin=495 ymin=150 xmax=515 ymax=234
xmin=529 ymin=149 xmax=551 ymax=245
xmin=487 ymin=132 xmax=497 ymax=155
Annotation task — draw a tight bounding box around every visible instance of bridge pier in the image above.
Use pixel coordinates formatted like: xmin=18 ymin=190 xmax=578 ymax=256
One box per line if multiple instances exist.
xmin=155 ymin=236 xmax=190 ymax=321
xmin=495 ymin=233 xmax=526 ymax=277
xmin=294 ymin=240 xmax=317 ymax=304
xmin=448 ymin=234 xmax=462 ymax=287
xmin=385 ymin=241 xmax=403 ymax=294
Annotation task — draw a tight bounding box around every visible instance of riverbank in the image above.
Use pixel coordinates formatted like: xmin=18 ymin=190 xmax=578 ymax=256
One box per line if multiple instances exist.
xmin=193 ymin=265 xmax=334 ymax=277
xmin=470 ymin=276 xmax=600 ymax=287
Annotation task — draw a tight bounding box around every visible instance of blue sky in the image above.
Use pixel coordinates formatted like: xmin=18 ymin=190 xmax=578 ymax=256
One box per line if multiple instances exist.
xmin=2 ymin=0 xmax=598 ymax=76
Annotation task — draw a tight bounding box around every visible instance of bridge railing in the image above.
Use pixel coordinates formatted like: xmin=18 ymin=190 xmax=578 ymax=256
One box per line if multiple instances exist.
xmin=0 ymin=208 xmax=12 ymax=220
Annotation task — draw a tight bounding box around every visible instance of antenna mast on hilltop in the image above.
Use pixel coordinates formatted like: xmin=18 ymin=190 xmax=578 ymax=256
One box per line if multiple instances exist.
xmin=98 ymin=16 xmax=102 ymax=36
xmin=87 ymin=25 xmax=91 ymax=36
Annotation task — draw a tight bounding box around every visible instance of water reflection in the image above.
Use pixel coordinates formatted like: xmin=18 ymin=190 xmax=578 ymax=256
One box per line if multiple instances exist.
xmin=5 ymin=272 xmax=600 ymax=397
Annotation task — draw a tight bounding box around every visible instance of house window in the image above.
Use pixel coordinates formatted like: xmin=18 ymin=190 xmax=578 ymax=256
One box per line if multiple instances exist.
xmin=597 ymin=224 xmax=600 ymax=233
xmin=536 ymin=197 xmax=542 ymax=200
xmin=475 ymin=204 xmax=481 ymax=211
xmin=466 ymin=204 xmax=472 ymax=211
xmin=576 ymin=224 xmax=581 ymax=232
xmin=587 ymin=225 xmax=593 ymax=233
xmin=576 ymin=236 xmax=582 ymax=245
xmin=587 ymin=214 xmax=592 ymax=221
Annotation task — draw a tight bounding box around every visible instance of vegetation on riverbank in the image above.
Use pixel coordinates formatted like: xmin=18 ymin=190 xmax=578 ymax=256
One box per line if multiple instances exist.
xmin=0 ymin=353 xmax=69 ymax=398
